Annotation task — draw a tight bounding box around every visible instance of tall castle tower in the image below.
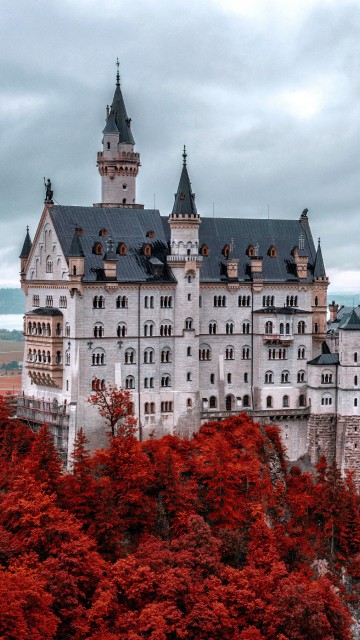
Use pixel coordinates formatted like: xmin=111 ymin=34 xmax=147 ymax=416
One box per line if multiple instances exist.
xmin=96 ymin=61 xmax=141 ymax=207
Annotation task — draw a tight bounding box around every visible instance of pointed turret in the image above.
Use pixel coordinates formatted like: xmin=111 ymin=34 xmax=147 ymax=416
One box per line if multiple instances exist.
xmin=19 ymin=226 xmax=32 ymax=259
xmin=68 ymin=229 xmax=85 ymax=258
xmin=96 ymin=60 xmax=141 ymax=209
xmin=341 ymin=309 xmax=360 ymax=331
xmin=171 ymin=147 xmax=199 ymax=218
xmin=314 ymin=238 xmax=326 ymax=279
xmin=68 ymin=228 xmax=85 ymax=294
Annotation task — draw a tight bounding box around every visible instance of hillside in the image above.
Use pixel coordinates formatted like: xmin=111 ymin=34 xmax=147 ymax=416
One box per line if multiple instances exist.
xmin=0 ymin=398 xmax=358 ymax=639
xmin=0 ymin=288 xmax=24 ymax=314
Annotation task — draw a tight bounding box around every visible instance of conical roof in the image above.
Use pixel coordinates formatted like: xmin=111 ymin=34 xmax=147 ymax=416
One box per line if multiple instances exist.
xmin=341 ymin=309 xmax=360 ymax=331
xmin=314 ymin=239 xmax=326 ymax=278
xmin=171 ymin=148 xmax=198 ymax=217
xmin=19 ymin=227 xmax=32 ymax=259
xmin=103 ymin=67 xmax=135 ymax=144
xmin=68 ymin=229 xmax=85 ymax=258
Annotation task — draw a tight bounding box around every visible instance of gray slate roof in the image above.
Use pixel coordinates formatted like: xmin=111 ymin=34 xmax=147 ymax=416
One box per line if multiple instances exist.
xmin=313 ymin=240 xmax=326 ymax=278
xmin=20 ymin=227 xmax=32 ymax=259
xmin=171 ymin=156 xmax=198 ymax=217
xmin=25 ymin=307 xmax=63 ymax=317
xmin=341 ymin=309 xmax=360 ymax=331
xmin=308 ymin=353 xmax=339 ymax=366
xmin=48 ymin=205 xmax=319 ymax=285
xmin=328 ymin=306 xmax=360 ymax=334
xmin=103 ymin=82 xmax=135 ymax=145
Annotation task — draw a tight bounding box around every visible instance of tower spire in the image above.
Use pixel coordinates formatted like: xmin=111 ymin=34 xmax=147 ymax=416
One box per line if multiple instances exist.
xmin=171 ymin=148 xmax=198 ymax=218
xmin=116 ymin=57 xmax=120 ymax=87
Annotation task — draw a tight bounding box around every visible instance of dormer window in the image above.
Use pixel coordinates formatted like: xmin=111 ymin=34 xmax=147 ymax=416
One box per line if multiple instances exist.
xmin=222 ymin=244 xmax=230 ymax=258
xmin=247 ymin=245 xmax=255 ymax=257
xmin=117 ymin=242 xmax=127 ymax=256
xmin=146 ymin=230 xmax=155 ymax=238
xmin=179 ymin=192 xmax=185 ymax=201
xmin=99 ymin=228 xmax=108 ymax=237
xmin=268 ymin=245 xmax=277 ymax=258
xmin=76 ymin=227 xmax=84 ymax=236
xmin=200 ymin=243 xmax=208 ymax=257
xmin=143 ymin=243 xmax=152 ymax=257
xmin=93 ymin=242 xmax=103 ymax=255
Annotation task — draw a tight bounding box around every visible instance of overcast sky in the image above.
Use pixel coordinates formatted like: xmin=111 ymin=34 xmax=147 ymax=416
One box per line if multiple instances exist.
xmin=1 ymin=0 xmax=359 ymax=295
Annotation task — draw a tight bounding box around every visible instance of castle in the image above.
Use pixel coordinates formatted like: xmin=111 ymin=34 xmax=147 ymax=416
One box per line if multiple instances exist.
xmin=17 ymin=67 xmax=360 ymax=483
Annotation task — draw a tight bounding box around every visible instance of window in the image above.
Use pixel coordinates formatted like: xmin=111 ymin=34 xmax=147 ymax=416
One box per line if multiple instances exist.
xmin=187 ymin=346 xmax=192 ymax=356
xmin=199 ymin=345 xmax=211 ymax=361
xmin=285 ymin=323 xmax=290 ymax=335
xmin=213 ymin=295 xmax=226 ymax=307
xmin=243 ymin=394 xmax=250 ymax=407
xmin=321 ymin=371 xmax=333 ymax=384
xmin=32 ymin=295 xmax=40 ymax=307
xmin=265 ymin=321 xmax=273 ymax=334
xmin=186 ymin=372 xmax=192 ymax=381
xmin=144 ymin=377 xmax=154 ymax=389
xmin=188 ymin=294 xmax=191 ymax=301
xmin=187 ymin=398 xmax=192 ymax=408
xmin=144 ymin=402 xmax=155 ymax=415
xmin=161 ymin=401 xmax=173 ymax=413
xmin=242 ymin=346 xmax=250 ymax=360
xmin=209 ymin=322 xmax=217 ymax=335
xmin=297 ymin=321 xmax=305 ymax=334
xmin=125 ymin=376 xmax=135 ymax=389
xmin=185 ymin=318 xmax=193 ymax=330
xmin=188 ymin=276 xmax=192 ymax=283
xmin=144 ymin=321 xmax=154 ymax=337
xmin=201 ymin=244 xmax=208 ymax=257
xmin=209 ymin=396 xmax=217 ymax=408
xmin=117 ymin=243 xmax=127 ymax=256
xmin=279 ymin=323 xmax=284 ymax=335
xmin=160 ymin=296 xmax=172 ymax=308
xmin=65 ymin=323 xmax=70 ymax=337
xmin=125 ymin=348 xmax=135 ymax=364
xmin=355 ymin=398 xmax=358 ymax=408
xmin=161 ymin=348 xmax=171 ymax=363
xmin=355 ymin=376 xmax=358 ymax=386
xmin=93 ymin=296 xmax=105 ymax=309
xmin=281 ymin=371 xmax=290 ymax=383
xmin=92 ymin=349 xmax=105 ymax=366
xmin=297 ymin=370 xmax=306 ymax=383
xmin=160 ymin=323 xmax=172 ymax=337
xmin=222 ymin=244 xmax=230 ymax=258
xmin=238 ymin=295 xmax=251 ymax=307
xmin=314 ymin=296 xmax=318 ymax=306
xmin=225 ymin=346 xmax=234 ymax=360
xmin=93 ymin=242 xmax=103 ymax=255
xmin=266 ymin=396 xmax=273 ymax=408
xmin=298 ymin=346 xmax=306 ymax=359
xmin=46 ymin=256 xmax=53 ymax=273
xmin=59 ymin=295 xmax=67 ymax=308
xmin=144 ymin=348 xmax=155 ymax=364
xmin=314 ymin=322 xmax=319 ymax=334
xmin=265 ymin=371 xmax=273 ymax=384
xmin=283 ymin=395 xmax=289 ymax=408
xmin=161 ymin=374 xmax=171 ymax=387
xmin=227 ymin=373 xmax=232 ymax=384
xmin=355 ymin=353 xmax=358 ymax=363
xmin=268 ymin=245 xmax=277 ymax=258
xmin=242 ymin=322 xmax=250 ymax=334
xmin=116 ymin=295 xmax=128 ymax=309
xmin=93 ymin=323 xmax=104 ymax=338
xmin=45 ymin=295 xmax=53 ymax=307
xmin=244 ymin=372 xmax=248 ymax=383
xmin=210 ymin=373 xmax=215 ymax=384
xmin=299 ymin=394 xmax=306 ymax=407
xmin=268 ymin=348 xmax=287 ymax=360
xmin=226 ymin=322 xmax=234 ymax=334
xmin=143 ymin=243 xmax=152 ymax=257
xmin=262 ymin=296 xmax=274 ymax=307
xmin=286 ymin=295 xmax=298 ymax=307
xmin=321 ymin=394 xmax=333 ymax=406
xmin=65 ymin=350 xmax=71 ymax=366
xmin=107 ymin=141 xmax=110 ymax=150
xmin=117 ymin=322 xmax=127 ymax=337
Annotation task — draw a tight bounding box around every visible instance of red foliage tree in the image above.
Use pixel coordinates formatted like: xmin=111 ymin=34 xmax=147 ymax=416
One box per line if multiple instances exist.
xmin=88 ymin=382 xmax=137 ymax=437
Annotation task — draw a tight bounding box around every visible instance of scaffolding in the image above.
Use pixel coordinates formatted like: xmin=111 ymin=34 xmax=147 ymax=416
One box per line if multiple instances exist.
xmin=16 ymin=394 xmax=70 ymax=463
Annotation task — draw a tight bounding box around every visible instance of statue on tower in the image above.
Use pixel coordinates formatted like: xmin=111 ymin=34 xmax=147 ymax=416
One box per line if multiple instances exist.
xmin=44 ymin=178 xmax=54 ymax=204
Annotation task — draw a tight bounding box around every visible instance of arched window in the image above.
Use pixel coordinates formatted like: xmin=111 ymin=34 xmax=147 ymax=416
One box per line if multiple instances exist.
xmin=125 ymin=376 xmax=135 ymax=389
xmin=144 ymin=348 xmax=155 ymax=364
xmin=117 ymin=242 xmax=127 ymax=256
xmin=298 ymin=321 xmax=305 ymax=334
xmin=298 ymin=346 xmax=306 ymax=359
xmin=124 ymin=348 xmax=135 ymax=364
xmin=201 ymin=243 xmax=208 ymax=257
xmin=279 ymin=323 xmax=284 ymax=335
xmin=268 ymin=245 xmax=277 ymax=258
xmin=117 ymin=322 xmax=127 ymax=337
xmin=314 ymin=322 xmax=319 ymax=334
xmin=285 ymin=323 xmax=290 ymax=335
xmin=355 ymin=376 xmax=358 ymax=386
xmin=46 ymin=256 xmax=53 ymax=273
xmin=161 ymin=347 xmax=171 ymax=363
xmin=355 ymin=352 xmax=358 ymax=363
xmin=93 ymin=242 xmax=103 ymax=255
xmin=210 ymin=373 xmax=215 ymax=385
xmin=225 ymin=394 xmax=235 ymax=410
xmin=160 ymin=296 xmax=172 ymax=308
xmin=99 ymin=228 xmax=108 ymax=237
xmin=315 ymin=296 xmax=319 ymax=306
xmin=209 ymin=396 xmax=217 ymax=409
xmin=265 ymin=371 xmax=273 ymax=384
xmin=143 ymin=243 xmax=152 ymax=257
xmin=283 ymin=395 xmax=289 ymax=408
xmin=266 ymin=396 xmax=273 ymax=408
xmin=321 ymin=370 xmax=333 ymax=384
xmin=160 ymin=323 xmax=172 ymax=337
xmin=93 ymin=323 xmax=104 ymax=338
xmin=226 ymin=321 xmax=234 ymax=334
xmin=213 ymin=295 xmax=226 ymax=307
xmin=187 ymin=398 xmax=192 ymax=408
xmin=227 ymin=373 xmax=232 ymax=384
xmin=199 ymin=344 xmax=211 ymax=361
xmin=238 ymin=295 xmax=251 ymax=307
xmin=242 ymin=346 xmax=250 ymax=360
xmin=265 ymin=321 xmax=273 ymax=334
xmin=243 ymin=394 xmax=250 ymax=407
xmin=92 ymin=348 xmax=105 ymax=366
xmin=116 ymin=295 xmax=128 ymax=309
xmin=185 ymin=318 xmax=193 ymax=330
xmin=209 ymin=322 xmax=217 ymax=335
xmin=281 ymin=370 xmax=290 ymax=383
xmin=187 ymin=346 xmax=192 ymax=356
xmin=144 ymin=321 xmax=155 ymax=337
xmin=321 ymin=393 xmax=333 ymax=406
xmin=299 ymin=394 xmax=306 ymax=407
xmin=297 ymin=370 xmax=306 ymax=383
xmin=225 ymin=346 xmax=234 ymax=360
xmin=161 ymin=374 xmax=171 ymax=387
xmin=65 ymin=323 xmax=70 ymax=337
xmin=355 ymin=398 xmax=358 ymax=407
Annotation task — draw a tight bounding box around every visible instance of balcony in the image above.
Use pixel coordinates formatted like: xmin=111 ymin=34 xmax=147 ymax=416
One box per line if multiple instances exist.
xmin=201 ymin=406 xmax=310 ymax=422
xmin=17 ymin=395 xmax=70 ymax=429
xmin=263 ymin=333 xmax=293 ymax=345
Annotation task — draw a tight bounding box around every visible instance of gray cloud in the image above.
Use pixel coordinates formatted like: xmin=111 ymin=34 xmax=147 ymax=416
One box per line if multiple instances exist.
xmin=0 ymin=0 xmax=359 ymax=291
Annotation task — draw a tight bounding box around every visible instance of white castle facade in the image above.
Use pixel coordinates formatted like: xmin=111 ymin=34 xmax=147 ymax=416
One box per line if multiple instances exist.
xmin=17 ymin=69 xmax=360 ymax=483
